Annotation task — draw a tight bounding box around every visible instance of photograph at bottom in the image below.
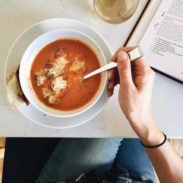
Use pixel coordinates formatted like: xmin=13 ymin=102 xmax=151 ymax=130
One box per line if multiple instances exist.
xmin=2 ymin=138 xmax=183 ymax=183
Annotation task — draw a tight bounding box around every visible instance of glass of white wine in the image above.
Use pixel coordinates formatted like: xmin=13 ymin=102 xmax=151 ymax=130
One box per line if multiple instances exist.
xmin=93 ymin=0 xmax=140 ymax=23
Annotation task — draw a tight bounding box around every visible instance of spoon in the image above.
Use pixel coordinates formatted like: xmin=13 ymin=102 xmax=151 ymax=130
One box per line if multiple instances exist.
xmin=84 ymin=46 xmax=143 ymax=80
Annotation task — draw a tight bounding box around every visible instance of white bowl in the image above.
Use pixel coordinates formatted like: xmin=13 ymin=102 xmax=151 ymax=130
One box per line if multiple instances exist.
xmin=19 ymin=29 xmax=107 ymax=118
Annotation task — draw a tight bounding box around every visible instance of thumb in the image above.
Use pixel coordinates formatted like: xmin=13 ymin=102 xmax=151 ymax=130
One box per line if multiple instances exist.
xmin=117 ymin=51 xmax=134 ymax=87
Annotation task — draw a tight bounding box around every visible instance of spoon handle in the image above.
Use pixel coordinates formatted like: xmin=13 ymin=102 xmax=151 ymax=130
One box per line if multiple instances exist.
xmin=84 ymin=46 xmax=143 ymax=80
xmin=84 ymin=62 xmax=117 ymax=80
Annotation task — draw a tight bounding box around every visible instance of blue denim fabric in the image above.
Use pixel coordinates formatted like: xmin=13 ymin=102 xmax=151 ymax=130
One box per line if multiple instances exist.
xmin=37 ymin=138 xmax=121 ymax=182
xmin=37 ymin=138 xmax=156 ymax=183
xmin=114 ymin=139 xmax=156 ymax=183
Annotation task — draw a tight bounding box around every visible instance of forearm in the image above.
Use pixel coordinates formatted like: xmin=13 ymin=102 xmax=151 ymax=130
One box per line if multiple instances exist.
xmin=112 ymin=49 xmax=183 ymax=182
xmin=146 ymin=141 xmax=183 ymax=183
xmin=138 ymin=120 xmax=183 ymax=183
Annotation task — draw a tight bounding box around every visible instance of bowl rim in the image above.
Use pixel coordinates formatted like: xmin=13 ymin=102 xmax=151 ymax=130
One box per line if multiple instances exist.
xmin=19 ymin=28 xmax=108 ymax=118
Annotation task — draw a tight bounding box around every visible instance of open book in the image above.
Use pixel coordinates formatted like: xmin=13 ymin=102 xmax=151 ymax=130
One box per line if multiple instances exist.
xmin=127 ymin=0 xmax=183 ymax=83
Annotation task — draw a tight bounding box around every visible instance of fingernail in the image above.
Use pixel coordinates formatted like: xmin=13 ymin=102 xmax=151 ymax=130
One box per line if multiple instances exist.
xmin=118 ymin=51 xmax=127 ymax=62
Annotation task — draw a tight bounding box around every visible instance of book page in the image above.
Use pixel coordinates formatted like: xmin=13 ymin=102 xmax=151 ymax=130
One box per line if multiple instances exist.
xmin=139 ymin=0 xmax=183 ymax=81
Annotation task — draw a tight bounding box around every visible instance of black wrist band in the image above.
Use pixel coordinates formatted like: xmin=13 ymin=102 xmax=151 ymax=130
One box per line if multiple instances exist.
xmin=141 ymin=133 xmax=167 ymax=148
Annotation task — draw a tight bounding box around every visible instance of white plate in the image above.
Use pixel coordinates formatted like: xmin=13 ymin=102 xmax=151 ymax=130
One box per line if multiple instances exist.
xmin=5 ymin=18 xmax=112 ymax=129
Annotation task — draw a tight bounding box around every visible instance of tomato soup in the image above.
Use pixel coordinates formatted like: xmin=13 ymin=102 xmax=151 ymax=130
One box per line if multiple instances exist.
xmin=30 ymin=39 xmax=101 ymax=111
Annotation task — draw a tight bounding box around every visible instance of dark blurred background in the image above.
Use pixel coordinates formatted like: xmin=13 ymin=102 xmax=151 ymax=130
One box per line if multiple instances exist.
xmin=2 ymin=138 xmax=60 ymax=183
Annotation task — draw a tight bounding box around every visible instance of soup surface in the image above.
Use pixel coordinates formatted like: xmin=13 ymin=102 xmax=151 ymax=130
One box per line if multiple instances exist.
xmin=30 ymin=39 xmax=101 ymax=111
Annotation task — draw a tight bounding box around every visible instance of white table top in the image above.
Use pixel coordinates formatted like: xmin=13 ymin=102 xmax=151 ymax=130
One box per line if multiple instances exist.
xmin=0 ymin=0 xmax=183 ymax=137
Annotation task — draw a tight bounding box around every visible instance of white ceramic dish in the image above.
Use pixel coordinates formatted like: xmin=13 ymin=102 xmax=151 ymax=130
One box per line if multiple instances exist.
xmin=5 ymin=18 xmax=112 ymax=129
xmin=19 ymin=29 xmax=107 ymax=118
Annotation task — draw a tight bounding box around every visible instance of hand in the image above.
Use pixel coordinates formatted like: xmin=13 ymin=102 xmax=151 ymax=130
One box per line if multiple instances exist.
xmin=108 ymin=47 xmax=164 ymax=145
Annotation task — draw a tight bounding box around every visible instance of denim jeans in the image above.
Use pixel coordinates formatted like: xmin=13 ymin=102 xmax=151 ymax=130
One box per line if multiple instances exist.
xmin=40 ymin=138 xmax=156 ymax=182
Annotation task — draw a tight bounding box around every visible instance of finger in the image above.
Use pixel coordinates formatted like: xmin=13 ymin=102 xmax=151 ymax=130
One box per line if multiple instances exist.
xmin=107 ymin=80 xmax=115 ymax=90
xmin=132 ymin=56 xmax=151 ymax=75
xmin=107 ymin=89 xmax=113 ymax=97
xmin=112 ymin=46 xmax=136 ymax=61
xmin=108 ymin=69 xmax=116 ymax=81
xmin=107 ymin=81 xmax=115 ymax=97
xmin=108 ymin=68 xmax=119 ymax=86
xmin=108 ymin=67 xmax=118 ymax=80
xmin=117 ymin=51 xmax=135 ymax=87
xmin=107 ymin=76 xmax=119 ymax=97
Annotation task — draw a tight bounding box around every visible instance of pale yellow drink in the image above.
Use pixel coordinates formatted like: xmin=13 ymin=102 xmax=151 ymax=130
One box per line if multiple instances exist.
xmin=94 ymin=0 xmax=139 ymax=23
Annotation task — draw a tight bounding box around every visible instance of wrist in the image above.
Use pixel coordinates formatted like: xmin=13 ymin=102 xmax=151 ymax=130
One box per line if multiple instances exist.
xmin=130 ymin=117 xmax=164 ymax=146
xmin=139 ymin=123 xmax=164 ymax=146
xmin=127 ymin=114 xmax=165 ymax=146
xmin=141 ymin=133 xmax=167 ymax=148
